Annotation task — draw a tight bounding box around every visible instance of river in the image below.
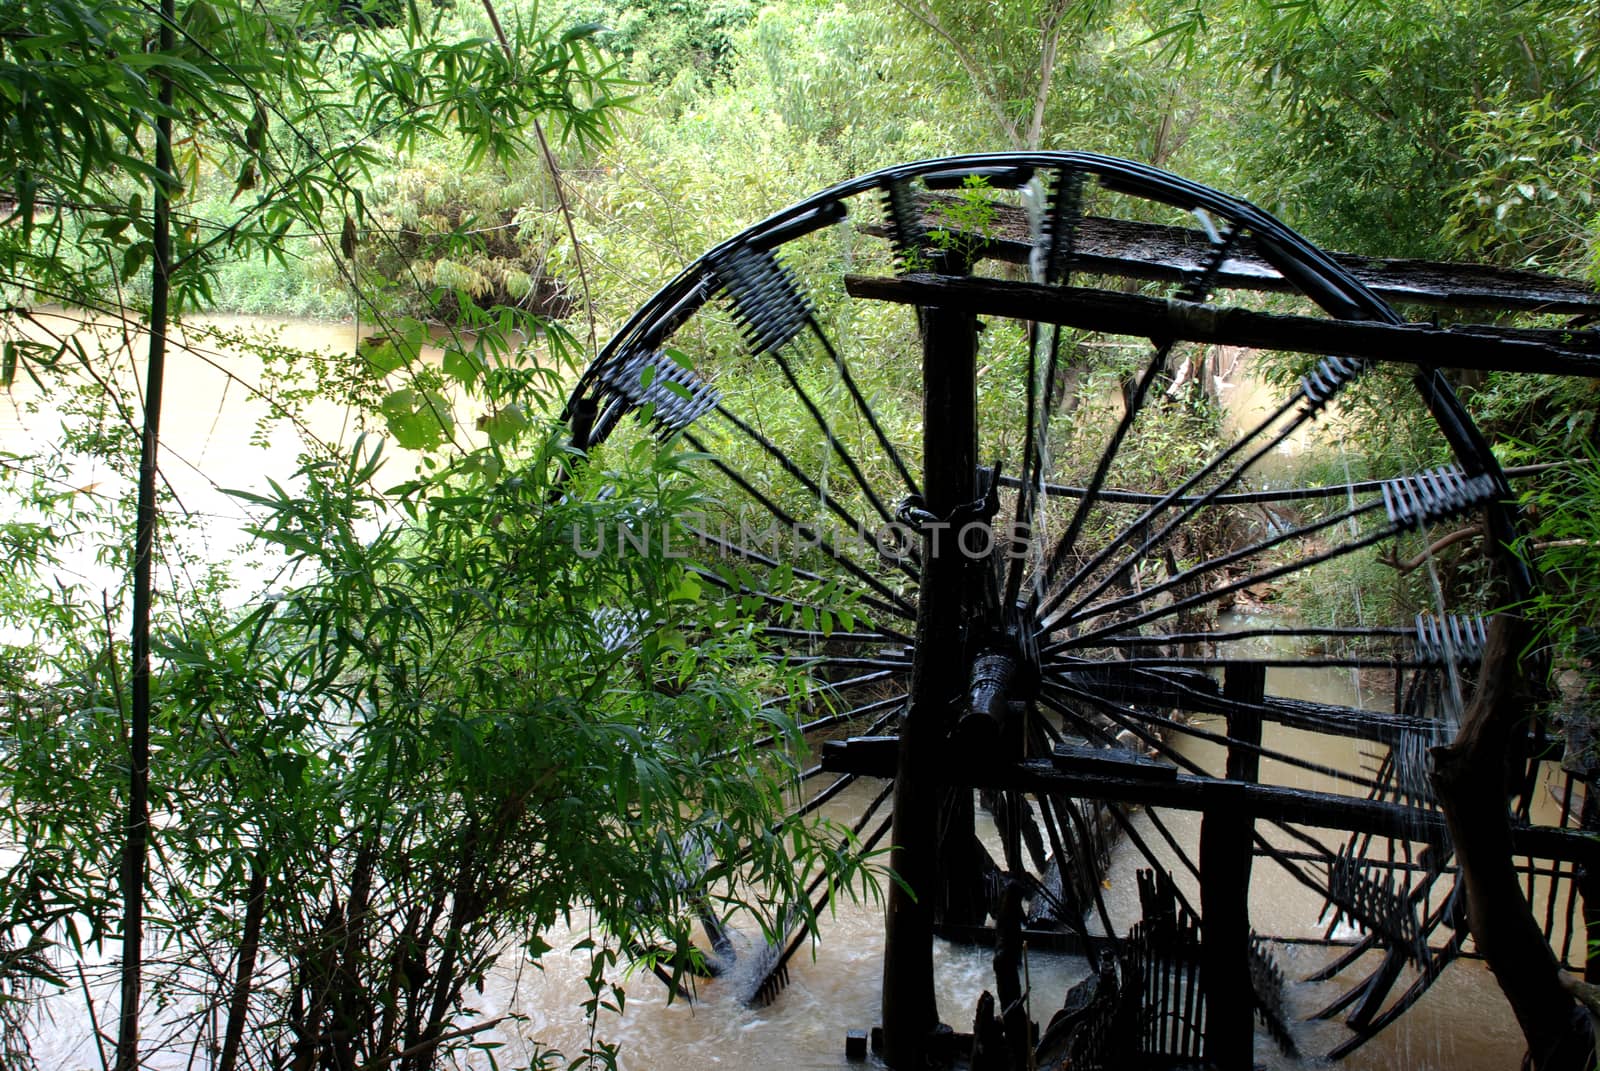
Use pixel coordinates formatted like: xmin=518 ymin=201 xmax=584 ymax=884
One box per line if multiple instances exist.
xmin=1 ymin=311 xmax=369 ymax=620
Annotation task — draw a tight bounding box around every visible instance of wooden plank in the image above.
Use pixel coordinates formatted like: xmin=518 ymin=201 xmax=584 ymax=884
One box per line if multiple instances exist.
xmin=911 ymin=196 xmax=1600 ymax=315
xmin=1051 ymin=741 xmax=1178 ymax=780
xmin=843 ymin=273 xmax=1600 ymax=377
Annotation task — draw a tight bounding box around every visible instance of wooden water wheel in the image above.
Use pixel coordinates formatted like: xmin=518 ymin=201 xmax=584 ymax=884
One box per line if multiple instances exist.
xmin=563 ymin=153 xmax=1600 ymax=1067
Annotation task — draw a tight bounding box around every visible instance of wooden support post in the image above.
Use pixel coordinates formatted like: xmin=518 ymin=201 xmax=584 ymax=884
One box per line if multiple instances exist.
xmin=1583 ymin=862 xmax=1600 ymax=986
xmin=929 ymin=248 xmax=986 ymax=935
xmin=879 ymin=299 xmax=979 ymax=1068
xmin=1221 ymin=665 xmax=1265 ymax=782
xmin=1200 ymin=663 xmax=1265 ymax=1068
xmin=994 ymin=882 xmax=1029 ymax=1070
xmin=1580 ymin=789 xmax=1600 ymax=985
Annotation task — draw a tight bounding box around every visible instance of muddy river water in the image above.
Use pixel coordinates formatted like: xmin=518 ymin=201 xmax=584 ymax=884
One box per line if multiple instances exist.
xmin=2 ymin=314 xmax=1557 ymax=1068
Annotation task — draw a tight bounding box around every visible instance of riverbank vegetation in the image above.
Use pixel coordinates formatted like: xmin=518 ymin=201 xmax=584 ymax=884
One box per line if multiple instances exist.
xmin=3 ymin=0 xmax=1600 ymax=1067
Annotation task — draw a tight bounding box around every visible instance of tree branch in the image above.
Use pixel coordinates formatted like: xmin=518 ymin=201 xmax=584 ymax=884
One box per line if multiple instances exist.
xmin=480 ymin=0 xmax=601 ymax=359
xmin=353 ymin=1016 xmax=510 ymax=1071
xmin=886 ymin=0 xmax=1022 ymax=148
xmin=1377 ymin=525 xmax=1481 ymax=573
xmin=1026 ymin=2 xmax=1071 ymax=151
xmin=1430 ymin=614 xmax=1595 ymax=1070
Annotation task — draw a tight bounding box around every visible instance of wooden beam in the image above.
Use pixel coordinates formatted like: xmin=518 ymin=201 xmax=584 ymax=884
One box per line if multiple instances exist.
xmin=844 ymin=273 xmax=1600 ymax=377
xmin=819 ymin=738 xmax=1600 ymax=865
xmin=910 ymin=196 xmax=1600 ymax=315
xmin=879 ymin=288 xmax=980 ymax=1068
xmin=1200 ymin=665 xmax=1267 ymax=1067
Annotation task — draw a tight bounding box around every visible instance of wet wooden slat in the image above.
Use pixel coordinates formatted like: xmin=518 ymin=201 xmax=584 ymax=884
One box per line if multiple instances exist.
xmin=906 ymin=196 xmax=1600 ymax=315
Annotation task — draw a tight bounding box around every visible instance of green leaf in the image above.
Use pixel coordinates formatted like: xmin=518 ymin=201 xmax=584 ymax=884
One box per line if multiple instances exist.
xmin=443 ymin=346 xmax=485 ymax=385
xmin=477 ymin=403 xmax=530 ymax=444
xmin=561 ymin=21 xmax=609 ymax=43
xmin=380 ymin=387 xmax=453 ymax=450
xmin=121 ymin=241 xmax=149 ymax=281
xmin=361 ymin=337 xmax=408 ymax=377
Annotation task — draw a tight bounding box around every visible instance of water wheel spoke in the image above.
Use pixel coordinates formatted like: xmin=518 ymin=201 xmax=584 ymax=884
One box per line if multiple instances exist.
xmin=687 ymin=562 xmax=911 ymax=642
xmin=806 ymin=321 xmax=922 ymax=503
xmin=751 ymin=786 xmax=896 ymax=1007
xmin=681 ymin=437 xmax=918 ymax=621
xmin=775 ymin=654 xmax=914 ymax=672
xmin=1042 ymin=674 xmax=1387 ymax=794
xmin=1033 ymin=339 xmax=1175 ymax=604
xmin=1010 ymin=160 xmax=1087 ymax=598
xmin=754 ymin=626 xmax=905 ymax=645
xmin=745 ymin=693 xmax=908 ymax=761
xmin=1006 ymin=319 xmax=1052 ymax=608
xmin=1065 ymin=654 xmax=1429 ymax=671
xmin=1054 ymin=522 xmax=1397 ymax=650
xmin=767 ymin=344 xmax=904 ymax=533
xmin=1088 ymin=624 xmax=1411 ymax=649
xmin=1036 ymin=386 xmax=1344 ymax=630
xmin=1044 ymin=484 xmax=1390 ymax=646
xmin=692 ymin=413 xmax=922 ymax=586
xmin=684 ymin=522 xmax=913 ymax=621
xmin=999 ymin=470 xmax=1455 ymax=508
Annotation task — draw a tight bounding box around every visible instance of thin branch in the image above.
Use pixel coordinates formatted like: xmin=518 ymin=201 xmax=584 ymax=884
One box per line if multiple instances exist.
xmin=1026 ymin=1 xmax=1072 ymax=151
xmin=885 ymin=0 xmax=1022 ymax=147
xmin=77 ymin=962 xmax=112 ymax=1071
xmin=348 ymin=1003 xmax=507 ymax=1069
xmin=480 ymin=0 xmax=600 ymax=360
xmin=1377 ymin=525 xmax=1481 ymax=574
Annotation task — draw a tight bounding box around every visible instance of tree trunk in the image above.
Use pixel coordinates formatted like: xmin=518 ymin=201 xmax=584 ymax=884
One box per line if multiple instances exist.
xmin=1430 ymin=614 xmax=1595 ymax=1071
xmin=115 ymin=1 xmax=174 ymax=1064
xmin=218 ymin=861 xmax=268 ymax=1071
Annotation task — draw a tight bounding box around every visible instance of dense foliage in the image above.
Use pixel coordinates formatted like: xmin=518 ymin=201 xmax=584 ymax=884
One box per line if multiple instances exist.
xmin=0 ymin=0 xmax=862 ymax=1066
